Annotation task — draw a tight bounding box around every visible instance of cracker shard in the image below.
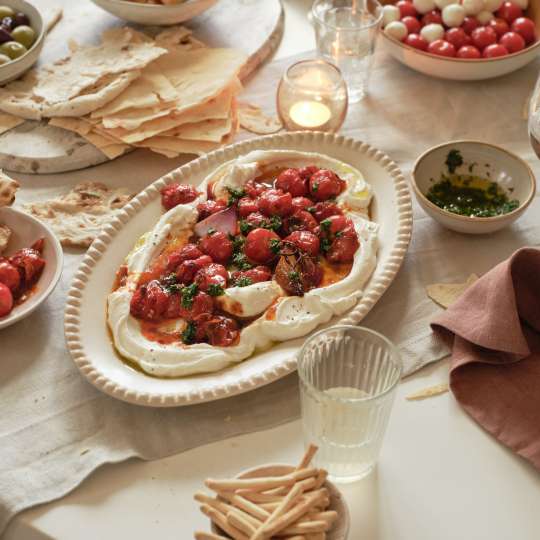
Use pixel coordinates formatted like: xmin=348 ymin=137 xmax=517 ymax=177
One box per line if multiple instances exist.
xmin=426 ymin=274 xmax=479 ymax=308
xmin=406 ymin=383 xmax=449 ymax=400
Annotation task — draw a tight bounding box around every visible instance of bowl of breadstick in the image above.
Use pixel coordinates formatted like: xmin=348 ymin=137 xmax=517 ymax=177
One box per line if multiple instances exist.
xmin=194 ymin=445 xmax=349 ymax=540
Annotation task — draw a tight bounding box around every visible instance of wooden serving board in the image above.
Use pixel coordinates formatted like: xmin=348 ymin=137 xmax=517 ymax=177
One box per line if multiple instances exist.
xmin=0 ymin=0 xmax=284 ymax=175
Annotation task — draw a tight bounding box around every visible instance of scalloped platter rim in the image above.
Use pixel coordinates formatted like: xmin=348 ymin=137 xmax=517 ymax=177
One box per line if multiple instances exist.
xmin=64 ymin=132 xmax=413 ymax=407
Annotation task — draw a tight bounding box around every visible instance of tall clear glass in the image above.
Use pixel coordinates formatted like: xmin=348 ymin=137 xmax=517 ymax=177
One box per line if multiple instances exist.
xmin=298 ymin=325 xmax=402 ymax=482
xmin=528 ymin=74 xmax=540 ymax=157
xmin=312 ymin=0 xmax=383 ymax=103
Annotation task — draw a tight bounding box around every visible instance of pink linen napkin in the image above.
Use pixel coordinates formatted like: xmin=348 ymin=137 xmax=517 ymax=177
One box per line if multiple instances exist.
xmin=431 ymin=247 xmax=540 ymax=470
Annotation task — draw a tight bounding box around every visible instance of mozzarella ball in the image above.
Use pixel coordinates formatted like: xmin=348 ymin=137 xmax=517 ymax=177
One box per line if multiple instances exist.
xmin=461 ymin=0 xmax=484 ymax=14
xmin=482 ymin=0 xmax=503 ymax=11
xmin=413 ymin=0 xmax=437 ymax=14
xmin=384 ymin=20 xmax=408 ymax=41
xmin=476 ymin=9 xmax=494 ymax=22
xmin=420 ymin=22 xmax=445 ymax=42
xmin=434 ymin=0 xmax=458 ymax=9
xmin=442 ymin=3 xmax=466 ymax=25
xmin=382 ymin=5 xmax=401 ymax=26
xmin=510 ymin=0 xmax=528 ymax=9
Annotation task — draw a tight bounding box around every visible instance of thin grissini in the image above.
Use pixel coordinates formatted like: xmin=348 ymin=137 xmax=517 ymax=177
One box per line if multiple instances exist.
xmin=194 ymin=533 xmax=230 ymax=540
xmin=206 ymin=469 xmax=316 ymax=493
xmin=279 ymin=519 xmax=330 ymax=535
xmin=218 ymin=491 xmax=271 ymax=521
xmin=199 ymin=504 xmax=248 ymax=540
xmin=195 ymin=492 xmax=235 ymax=516
xmin=227 ymin=509 xmax=257 ymax=535
xmin=302 ymin=511 xmax=338 ymax=525
xmin=239 ymin=491 xmax=286 ymax=504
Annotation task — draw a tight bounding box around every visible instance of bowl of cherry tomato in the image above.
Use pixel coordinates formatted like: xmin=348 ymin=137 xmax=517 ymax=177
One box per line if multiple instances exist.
xmin=380 ymin=0 xmax=540 ymax=80
xmin=0 ymin=207 xmax=62 ymax=329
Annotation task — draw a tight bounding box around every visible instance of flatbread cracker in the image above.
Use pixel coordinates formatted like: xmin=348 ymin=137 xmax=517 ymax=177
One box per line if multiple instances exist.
xmin=0 ymin=224 xmax=11 ymax=254
xmin=0 ymin=111 xmax=25 ymax=135
xmin=0 ymin=171 xmax=20 ymax=207
xmin=406 ymin=383 xmax=449 ymax=400
xmin=426 ymin=274 xmax=479 ymax=308
xmin=238 ymin=102 xmax=282 ymax=135
xmin=24 ymin=182 xmax=134 ymax=247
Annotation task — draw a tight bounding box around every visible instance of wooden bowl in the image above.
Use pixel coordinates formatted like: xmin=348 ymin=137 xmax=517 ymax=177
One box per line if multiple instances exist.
xmin=380 ymin=0 xmax=540 ymax=80
xmin=210 ymin=463 xmax=350 ymax=539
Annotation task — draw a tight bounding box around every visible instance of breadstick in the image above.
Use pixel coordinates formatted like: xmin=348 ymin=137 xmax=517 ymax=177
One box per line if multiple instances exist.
xmin=199 ymin=504 xmax=248 ymax=540
xmin=206 ymin=474 xmax=295 ymax=493
xmin=313 ymin=470 xmax=327 ymax=490
xmin=239 ymin=491 xmax=285 ymax=504
xmin=218 ymin=491 xmax=270 ymax=521
xmin=305 ymin=534 xmax=326 ymax=540
xmin=194 ymin=492 xmax=235 ymax=515
xmin=280 ymin=520 xmax=329 ymax=535
xmin=194 ymin=533 xmax=230 ymax=540
xmin=303 ymin=511 xmax=338 ymax=525
xmin=227 ymin=509 xmax=257 ymax=535
xmin=298 ymin=444 xmax=319 ymax=469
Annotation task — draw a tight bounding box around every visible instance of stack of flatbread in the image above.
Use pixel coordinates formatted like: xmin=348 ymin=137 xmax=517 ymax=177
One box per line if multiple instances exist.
xmin=0 ymin=26 xmax=246 ymax=159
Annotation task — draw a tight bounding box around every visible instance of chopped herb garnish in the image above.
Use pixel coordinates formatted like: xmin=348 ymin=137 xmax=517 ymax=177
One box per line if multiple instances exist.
xmin=266 ymin=215 xmax=282 ymax=232
xmin=230 ymin=234 xmax=245 ymax=253
xmin=232 ymin=252 xmax=253 ymax=271
xmin=320 ymin=218 xmax=331 ymax=232
xmin=226 ymin=187 xmax=246 ymax=207
xmin=162 ymin=273 xmax=182 ymax=294
xmin=181 ymin=321 xmax=196 ymax=345
xmin=235 ymin=276 xmax=253 ymax=287
xmin=206 ymin=227 xmax=216 ymax=236
xmin=288 ymin=270 xmax=300 ymax=282
xmin=269 ymin=238 xmax=281 ymax=255
xmin=445 ymin=149 xmax=463 ymax=174
xmin=312 ymin=183 xmax=319 ymax=192
xmin=335 ymin=231 xmax=344 ymax=238
xmin=321 ymin=237 xmax=332 ymax=253
xmin=207 ymin=283 xmax=225 ymax=296
xmin=307 ymin=206 xmax=316 ymax=213
xmin=181 ymin=283 xmax=198 ymax=308
xmin=239 ymin=220 xmax=253 ymax=235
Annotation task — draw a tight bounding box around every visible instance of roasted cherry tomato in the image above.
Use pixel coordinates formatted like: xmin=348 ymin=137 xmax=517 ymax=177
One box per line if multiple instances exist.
xmin=0 ymin=282 xmax=13 ymax=317
xmin=321 ymin=214 xmax=351 ymax=234
xmin=244 ymin=211 xmax=268 ymax=229
xmin=130 ymin=280 xmax=169 ymax=321
xmin=471 ymin=26 xmax=497 ymax=49
xmin=511 ymin=17 xmax=536 ymax=44
xmin=482 ymin=43 xmax=509 ymax=57
xmin=199 ymin=231 xmax=233 ymax=265
xmin=283 ymin=210 xmax=319 ymax=235
xmin=461 ymin=16 xmax=480 ymax=35
xmin=298 ymin=166 xmax=320 ymax=180
xmin=166 ymin=244 xmax=203 ymax=272
xmin=274 ymin=251 xmax=323 ymax=295
xmin=244 ymin=179 xmax=268 ymax=199
xmin=309 ymin=169 xmax=346 ymax=201
xmin=232 ymin=265 xmax=272 ymax=285
xmin=291 ymin=196 xmax=314 ymax=212
xmin=402 ymin=15 xmax=421 ymax=34
xmin=496 ymin=1 xmax=522 ymax=24
xmin=327 ymin=227 xmax=360 ymax=264
xmin=194 ymin=263 xmax=228 ymax=292
xmin=175 ymin=255 xmax=212 ymax=284
xmin=161 ymin=184 xmax=199 ymax=210
xmin=396 ymin=0 xmax=417 ymax=18
xmin=245 ymin=228 xmax=281 ymax=264
xmin=9 ymin=247 xmax=45 ymax=287
xmin=312 ymin=201 xmax=343 ymax=222
xmin=428 ymin=39 xmax=456 ymax=57
xmin=445 ymin=28 xmax=469 ymax=49
xmin=284 ymin=231 xmax=320 ymax=257
xmin=422 ymin=10 xmax=443 ymax=26
xmin=499 ymin=31 xmax=525 ymax=52
xmin=196 ymin=199 xmax=227 ymax=220
xmin=275 ymin=168 xmax=309 ymax=197
xmin=488 ymin=17 xmax=510 ymax=37
xmin=237 ymin=197 xmax=259 ymax=217
xmin=0 ymin=260 xmax=20 ymax=292
xmin=204 ymin=315 xmax=239 ymax=347
xmin=405 ymin=33 xmax=429 ymax=50
xmin=258 ymin=189 xmax=293 ymax=217
xmin=178 ymin=291 xmax=214 ymax=320
xmin=456 ymin=45 xmax=481 ymax=58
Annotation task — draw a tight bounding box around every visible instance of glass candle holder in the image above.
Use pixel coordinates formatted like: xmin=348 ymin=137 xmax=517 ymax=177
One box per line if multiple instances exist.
xmin=276 ymin=59 xmax=348 ymax=132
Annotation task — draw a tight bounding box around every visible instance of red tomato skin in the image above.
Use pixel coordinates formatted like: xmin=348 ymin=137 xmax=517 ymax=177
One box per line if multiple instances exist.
xmin=175 ymin=256 xmax=212 ymax=284
xmin=0 ymin=261 xmax=20 ymax=292
xmin=422 ymin=10 xmax=443 ymax=26
xmin=427 ymin=39 xmax=457 ymax=57
xmin=396 ymin=0 xmax=417 ymax=18
xmin=244 ymin=179 xmax=268 ymax=199
xmin=284 ymin=231 xmax=321 ymax=257
xmin=245 ymin=211 xmax=267 ymax=229
xmin=244 ymin=228 xmax=281 ymax=264
xmin=326 ymin=227 xmax=360 ymax=264
xmin=496 ymin=2 xmax=523 ymax=24
xmin=275 ymin=168 xmax=309 ymax=197
xmin=309 ymin=170 xmax=346 ymax=201
xmin=291 ymin=196 xmax=314 ymax=212
xmin=283 ymin=210 xmax=319 ymax=235
xmin=405 ymin=33 xmax=429 ymax=50
xmin=178 ymin=291 xmax=214 ymax=320
xmin=204 ymin=315 xmax=239 ymax=347
xmin=130 ymin=280 xmax=169 ymax=321
xmin=199 ymin=231 xmax=233 ymax=265
xmin=402 ymin=15 xmax=421 ymax=34
xmin=161 ymin=184 xmax=199 ymax=210
xmin=312 ymin=201 xmax=344 ymax=222
xmin=237 ymin=197 xmax=259 ymax=217
xmin=232 ymin=266 xmax=272 ymax=285
xmin=196 ymin=199 xmax=227 ymax=220
xmin=166 ymin=244 xmax=203 ymax=273
xmin=258 ymin=189 xmax=293 ymax=217
xmin=499 ymin=31 xmax=525 ymax=52
xmin=461 ymin=16 xmax=480 ymax=35
xmin=9 ymin=248 xmax=45 ymax=286
xmin=471 ymin=26 xmax=497 ymax=49
xmin=488 ymin=17 xmax=510 ymax=37
xmin=445 ymin=28 xmax=469 ymax=50
xmin=0 ymin=282 xmax=13 ymax=317
xmin=511 ymin=17 xmax=536 ymax=44
xmin=456 ymin=45 xmax=481 ymax=58
xmin=194 ymin=263 xmax=228 ymax=292
xmin=482 ymin=43 xmax=509 ymax=57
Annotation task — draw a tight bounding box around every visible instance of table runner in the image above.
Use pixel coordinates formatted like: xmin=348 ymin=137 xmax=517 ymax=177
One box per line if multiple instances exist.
xmin=2 ymin=47 xmax=540 ymax=535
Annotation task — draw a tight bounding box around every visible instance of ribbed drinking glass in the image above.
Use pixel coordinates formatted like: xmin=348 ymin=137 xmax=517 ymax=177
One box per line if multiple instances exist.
xmin=298 ymin=325 xmax=402 ymax=482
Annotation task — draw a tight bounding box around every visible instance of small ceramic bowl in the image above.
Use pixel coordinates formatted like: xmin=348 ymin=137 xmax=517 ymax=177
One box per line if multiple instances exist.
xmin=90 ymin=0 xmax=218 ymax=25
xmin=0 ymin=207 xmax=63 ymax=329
xmin=412 ymin=140 xmax=536 ymax=234
xmin=0 ymin=0 xmax=44 ymax=85
xmin=210 ymin=463 xmax=350 ymax=539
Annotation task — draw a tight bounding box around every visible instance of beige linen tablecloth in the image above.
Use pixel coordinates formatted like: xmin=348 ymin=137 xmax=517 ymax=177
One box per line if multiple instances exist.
xmin=1 ymin=48 xmax=540 ymax=534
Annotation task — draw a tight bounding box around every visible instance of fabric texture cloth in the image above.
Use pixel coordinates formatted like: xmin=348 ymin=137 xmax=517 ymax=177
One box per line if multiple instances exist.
xmin=432 ymin=248 xmax=540 ymax=470
xmin=2 ymin=38 xmax=540 ymax=539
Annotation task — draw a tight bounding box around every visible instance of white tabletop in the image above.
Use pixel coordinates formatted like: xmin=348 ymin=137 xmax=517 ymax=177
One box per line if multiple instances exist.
xmin=6 ymin=1 xmax=540 ymax=539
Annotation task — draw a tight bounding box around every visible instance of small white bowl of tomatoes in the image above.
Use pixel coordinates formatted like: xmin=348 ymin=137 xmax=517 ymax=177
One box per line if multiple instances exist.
xmin=0 ymin=207 xmax=63 ymax=329
xmin=380 ymin=0 xmax=540 ymax=80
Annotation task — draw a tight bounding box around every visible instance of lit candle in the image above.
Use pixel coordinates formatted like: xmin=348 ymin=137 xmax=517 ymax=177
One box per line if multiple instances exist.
xmin=289 ymin=100 xmax=332 ymax=129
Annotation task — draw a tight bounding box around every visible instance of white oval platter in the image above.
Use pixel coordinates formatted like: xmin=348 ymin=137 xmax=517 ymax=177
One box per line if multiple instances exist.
xmin=64 ymin=132 xmax=413 ymax=407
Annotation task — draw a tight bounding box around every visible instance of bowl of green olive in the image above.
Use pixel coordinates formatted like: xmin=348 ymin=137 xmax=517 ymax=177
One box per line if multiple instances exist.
xmin=0 ymin=0 xmax=44 ymax=84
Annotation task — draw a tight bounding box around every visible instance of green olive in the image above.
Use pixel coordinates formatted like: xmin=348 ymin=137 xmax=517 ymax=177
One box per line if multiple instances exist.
xmin=0 ymin=52 xmax=10 ymax=65
xmin=0 ymin=40 xmax=27 ymax=59
xmin=11 ymin=25 xmax=35 ymax=48
xmin=0 ymin=6 xmax=15 ymax=19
